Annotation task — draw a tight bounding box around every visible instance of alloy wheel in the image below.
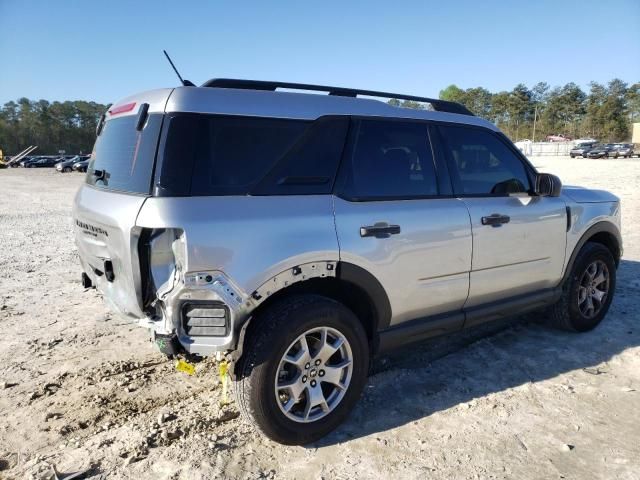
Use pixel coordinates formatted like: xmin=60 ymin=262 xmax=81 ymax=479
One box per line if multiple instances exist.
xmin=577 ymin=260 xmax=609 ymax=318
xmin=275 ymin=326 xmax=353 ymax=423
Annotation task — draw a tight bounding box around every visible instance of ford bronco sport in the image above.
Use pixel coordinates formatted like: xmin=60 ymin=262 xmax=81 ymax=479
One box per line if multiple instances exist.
xmin=73 ymin=79 xmax=622 ymax=445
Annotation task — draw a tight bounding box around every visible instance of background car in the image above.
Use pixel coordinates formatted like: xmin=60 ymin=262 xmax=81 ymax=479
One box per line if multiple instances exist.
xmin=570 ymin=142 xmax=598 ymax=158
xmin=546 ymin=134 xmax=572 ymax=142
xmin=610 ymin=143 xmax=635 ymax=158
xmin=26 ymin=157 xmax=61 ymax=168
xmin=20 ymin=156 xmax=46 ymax=167
xmin=56 ymin=155 xmax=89 ymax=172
xmin=72 ymin=159 xmax=90 ymax=172
xmin=587 ymin=144 xmax=615 ymax=159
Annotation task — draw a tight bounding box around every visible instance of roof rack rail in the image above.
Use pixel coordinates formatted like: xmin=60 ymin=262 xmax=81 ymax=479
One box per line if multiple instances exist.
xmin=201 ymin=78 xmax=474 ymax=116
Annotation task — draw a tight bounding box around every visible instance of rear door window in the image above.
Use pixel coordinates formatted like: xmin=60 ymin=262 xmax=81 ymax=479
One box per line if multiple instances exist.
xmin=87 ymin=114 xmax=162 ymax=194
xmin=337 ymin=119 xmax=439 ymax=200
xmin=437 ymin=125 xmax=532 ymax=195
xmin=156 ymin=114 xmax=347 ymax=196
xmin=157 ymin=114 xmax=308 ymax=196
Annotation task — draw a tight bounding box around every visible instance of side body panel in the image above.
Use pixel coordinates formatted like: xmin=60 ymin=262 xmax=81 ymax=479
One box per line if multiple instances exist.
xmin=136 ymin=195 xmax=340 ymax=296
xmin=563 ymin=197 xmax=622 ymax=276
xmin=462 ymin=195 xmax=568 ymax=309
xmin=333 ymin=197 xmax=472 ymax=326
xmin=135 ymin=195 xmax=340 ymax=354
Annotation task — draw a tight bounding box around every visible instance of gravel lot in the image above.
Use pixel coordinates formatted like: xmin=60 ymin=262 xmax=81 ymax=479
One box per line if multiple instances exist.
xmin=1 ymin=156 xmax=639 ymax=480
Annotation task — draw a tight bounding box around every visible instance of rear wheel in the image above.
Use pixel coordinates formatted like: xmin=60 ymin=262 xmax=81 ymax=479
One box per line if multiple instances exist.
xmin=549 ymin=242 xmax=616 ymax=332
xmin=234 ymin=295 xmax=369 ymax=445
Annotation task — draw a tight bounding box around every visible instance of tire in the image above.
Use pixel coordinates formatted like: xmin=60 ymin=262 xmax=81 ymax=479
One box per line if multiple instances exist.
xmin=234 ymin=294 xmax=369 ymax=445
xmin=549 ymin=242 xmax=616 ymax=332
xmin=63 ymin=167 xmax=71 ymax=172
xmin=570 ymin=154 xmax=575 ymax=158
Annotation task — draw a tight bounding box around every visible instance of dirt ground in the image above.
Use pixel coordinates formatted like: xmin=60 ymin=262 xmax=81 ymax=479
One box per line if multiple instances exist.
xmin=1 ymin=156 xmax=639 ymax=480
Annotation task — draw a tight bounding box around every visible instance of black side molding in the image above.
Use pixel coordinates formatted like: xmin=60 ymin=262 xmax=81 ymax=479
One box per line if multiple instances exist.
xmin=463 ymin=288 xmax=561 ymax=329
xmin=376 ymin=287 xmax=561 ymax=354
xmin=377 ymin=312 xmax=464 ymax=352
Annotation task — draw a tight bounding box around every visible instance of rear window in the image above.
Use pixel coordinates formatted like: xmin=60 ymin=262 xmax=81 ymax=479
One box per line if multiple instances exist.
xmin=155 ymin=114 xmax=348 ymax=196
xmin=86 ymin=114 xmax=163 ymax=194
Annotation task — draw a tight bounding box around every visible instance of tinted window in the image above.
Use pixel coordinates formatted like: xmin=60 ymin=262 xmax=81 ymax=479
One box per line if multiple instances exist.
xmin=158 ymin=114 xmax=309 ymax=196
xmin=339 ymin=119 xmax=438 ymax=199
xmin=438 ymin=125 xmax=531 ymax=195
xmin=87 ymin=114 xmax=162 ymax=194
xmin=252 ymin=117 xmax=349 ymax=195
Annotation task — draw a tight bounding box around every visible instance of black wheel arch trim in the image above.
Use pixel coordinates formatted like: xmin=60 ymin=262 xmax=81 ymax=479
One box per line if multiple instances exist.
xmin=561 ymin=221 xmax=622 ymax=286
xmin=336 ymin=261 xmax=393 ymax=332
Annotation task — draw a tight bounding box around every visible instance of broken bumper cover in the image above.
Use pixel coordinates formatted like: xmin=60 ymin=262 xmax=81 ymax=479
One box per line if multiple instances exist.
xmin=87 ymin=261 xmax=338 ymax=357
xmin=141 ymin=272 xmax=246 ymax=356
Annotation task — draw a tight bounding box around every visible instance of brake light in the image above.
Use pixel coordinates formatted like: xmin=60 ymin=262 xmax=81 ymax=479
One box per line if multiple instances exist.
xmin=108 ymin=102 xmax=136 ymax=116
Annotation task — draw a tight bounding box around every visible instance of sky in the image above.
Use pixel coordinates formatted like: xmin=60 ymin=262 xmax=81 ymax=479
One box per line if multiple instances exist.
xmin=0 ymin=0 xmax=639 ymax=105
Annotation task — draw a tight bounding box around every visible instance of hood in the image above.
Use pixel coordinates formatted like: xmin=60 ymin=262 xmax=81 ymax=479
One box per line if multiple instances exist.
xmin=562 ymin=185 xmax=619 ymax=203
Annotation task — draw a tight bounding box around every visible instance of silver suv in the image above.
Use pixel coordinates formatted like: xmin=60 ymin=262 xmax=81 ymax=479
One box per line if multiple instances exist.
xmin=73 ymin=80 xmax=622 ymax=445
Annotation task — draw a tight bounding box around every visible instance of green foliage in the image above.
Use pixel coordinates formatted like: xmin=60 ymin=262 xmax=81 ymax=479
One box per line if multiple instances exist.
xmin=388 ymin=99 xmax=426 ymax=110
xmin=1 ymin=82 xmax=637 ymax=154
xmin=438 ymin=80 xmax=637 ymax=142
xmin=0 ymin=98 xmax=109 ymax=155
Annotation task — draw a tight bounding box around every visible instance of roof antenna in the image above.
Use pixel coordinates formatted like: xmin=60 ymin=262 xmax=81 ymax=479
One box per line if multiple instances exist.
xmin=163 ymin=50 xmax=195 ymax=87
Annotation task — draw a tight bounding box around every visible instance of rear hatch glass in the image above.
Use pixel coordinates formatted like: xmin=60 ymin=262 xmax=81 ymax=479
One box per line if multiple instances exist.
xmin=86 ymin=114 xmax=163 ymax=194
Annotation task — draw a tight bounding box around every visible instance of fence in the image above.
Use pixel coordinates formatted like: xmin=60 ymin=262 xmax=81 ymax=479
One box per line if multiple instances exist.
xmin=515 ymin=141 xmax=573 ymax=156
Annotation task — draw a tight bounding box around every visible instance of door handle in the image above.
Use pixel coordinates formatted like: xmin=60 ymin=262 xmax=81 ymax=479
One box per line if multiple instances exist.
xmin=481 ymin=213 xmax=511 ymax=227
xmin=360 ymin=222 xmax=401 ymax=238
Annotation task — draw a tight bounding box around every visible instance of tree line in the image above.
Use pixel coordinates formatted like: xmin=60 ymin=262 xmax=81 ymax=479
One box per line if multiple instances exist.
xmin=0 ymin=98 xmax=109 ymax=155
xmin=438 ymin=79 xmax=639 ymax=142
xmin=1 ymin=79 xmax=638 ymax=156
xmin=392 ymin=79 xmax=638 ymax=143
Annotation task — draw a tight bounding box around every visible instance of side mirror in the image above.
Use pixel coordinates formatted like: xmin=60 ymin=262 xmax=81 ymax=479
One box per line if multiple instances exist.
xmin=535 ymin=173 xmax=562 ymax=197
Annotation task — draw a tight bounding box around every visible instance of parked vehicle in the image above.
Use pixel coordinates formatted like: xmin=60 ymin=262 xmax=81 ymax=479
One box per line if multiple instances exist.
xmin=57 ymin=155 xmax=90 ymax=172
xmin=26 ymin=157 xmax=61 ymax=168
xmin=72 ymin=159 xmax=90 ymax=172
xmin=587 ymin=144 xmax=615 ymax=159
xmin=546 ymin=134 xmax=572 ymax=142
xmin=73 ymin=80 xmax=622 ymax=445
xmin=570 ymin=142 xmax=598 ymax=158
xmin=610 ymin=143 xmax=635 ymax=158
xmin=20 ymin=156 xmax=43 ymax=167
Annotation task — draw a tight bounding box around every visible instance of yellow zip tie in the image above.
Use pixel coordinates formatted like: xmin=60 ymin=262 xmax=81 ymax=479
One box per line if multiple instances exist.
xmin=176 ymin=358 xmax=195 ymax=376
xmin=219 ymin=360 xmax=230 ymax=405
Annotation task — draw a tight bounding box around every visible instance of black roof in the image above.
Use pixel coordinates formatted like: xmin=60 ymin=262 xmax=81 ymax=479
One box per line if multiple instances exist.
xmin=201 ymin=78 xmax=474 ymax=117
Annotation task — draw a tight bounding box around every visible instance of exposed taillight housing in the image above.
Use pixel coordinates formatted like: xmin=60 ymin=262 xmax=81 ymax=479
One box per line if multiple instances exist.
xmin=138 ymin=227 xmax=185 ymax=314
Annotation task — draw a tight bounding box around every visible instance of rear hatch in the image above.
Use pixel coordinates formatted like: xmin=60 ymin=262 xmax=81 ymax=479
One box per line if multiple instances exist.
xmin=73 ymin=90 xmax=171 ymax=319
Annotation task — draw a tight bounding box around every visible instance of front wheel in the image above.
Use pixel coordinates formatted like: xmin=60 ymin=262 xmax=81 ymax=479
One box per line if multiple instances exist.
xmin=549 ymin=242 xmax=616 ymax=332
xmin=234 ymin=295 xmax=369 ymax=445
